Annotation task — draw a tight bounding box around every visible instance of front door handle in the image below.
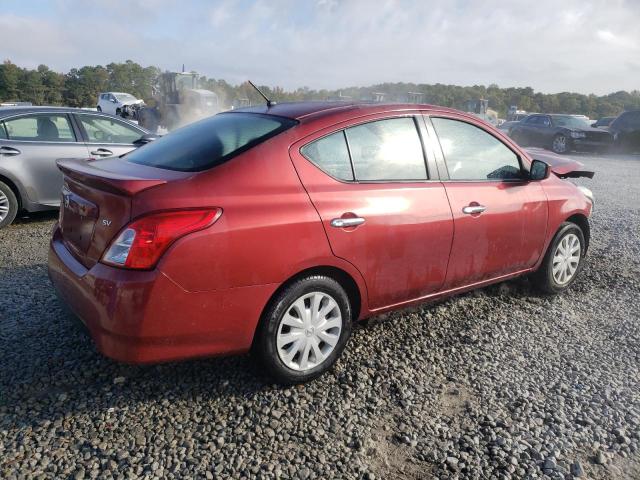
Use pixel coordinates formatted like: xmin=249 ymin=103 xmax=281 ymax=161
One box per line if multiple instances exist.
xmin=462 ymin=205 xmax=486 ymax=215
xmin=90 ymin=148 xmax=113 ymax=157
xmin=0 ymin=146 xmax=21 ymax=156
xmin=330 ymin=217 xmax=365 ymax=228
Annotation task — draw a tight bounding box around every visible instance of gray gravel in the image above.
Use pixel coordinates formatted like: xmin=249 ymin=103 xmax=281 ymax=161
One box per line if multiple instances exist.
xmin=1 ymin=153 xmax=639 ymax=479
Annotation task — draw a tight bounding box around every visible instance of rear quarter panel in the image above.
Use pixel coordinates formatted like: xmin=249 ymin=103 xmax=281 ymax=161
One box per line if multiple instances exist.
xmin=133 ymin=129 xmax=368 ymax=316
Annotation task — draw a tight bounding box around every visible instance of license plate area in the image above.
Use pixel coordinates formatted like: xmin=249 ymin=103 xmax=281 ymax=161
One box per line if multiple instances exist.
xmin=60 ymin=186 xmax=99 ymax=254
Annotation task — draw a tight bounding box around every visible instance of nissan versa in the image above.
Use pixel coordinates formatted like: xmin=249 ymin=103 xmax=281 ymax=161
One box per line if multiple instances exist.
xmin=48 ymin=102 xmax=595 ymax=384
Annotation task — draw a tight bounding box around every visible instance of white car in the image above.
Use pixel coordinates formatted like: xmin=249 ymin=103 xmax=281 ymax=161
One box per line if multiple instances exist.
xmin=96 ymin=92 xmax=144 ymax=116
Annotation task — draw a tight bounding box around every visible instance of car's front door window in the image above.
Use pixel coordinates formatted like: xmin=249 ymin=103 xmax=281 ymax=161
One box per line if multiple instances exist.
xmin=77 ymin=115 xmax=142 ymax=144
xmin=431 ymin=117 xmax=522 ymax=180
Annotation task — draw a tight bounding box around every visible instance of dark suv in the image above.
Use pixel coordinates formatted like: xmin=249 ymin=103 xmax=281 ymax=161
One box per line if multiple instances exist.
xmin=609 ymin=110 xmax=640 ymax=153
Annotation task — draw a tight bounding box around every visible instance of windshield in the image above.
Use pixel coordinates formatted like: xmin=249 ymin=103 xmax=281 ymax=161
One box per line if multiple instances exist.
xmin=552 ymin=115 xmax=590 ymax=129
xmin=114 ymin=93 xmax=137 ymax=102
xmin=126 ymin=112 xmax=297 ymax=172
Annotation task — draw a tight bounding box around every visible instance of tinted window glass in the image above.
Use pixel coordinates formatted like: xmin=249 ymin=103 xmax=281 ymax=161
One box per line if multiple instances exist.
xmin=127 ymin=113 xmax=297 ymax=172
xmin=78 ymin=114 xmax=142 ymax=144
xmin=3 ymin=114 xmax=75 ymax=142
xmin=432 ymin=117 xmax=522 ymax=181
xmin=0 ymin=122 xmax=7 ymax=139
xmin=525 ymin=116 xmax=539 ymax=124
xmin=301 ymin=131 xmax=353 ymax=181
xmin=345 ymin=118 xmax=426 ymax=181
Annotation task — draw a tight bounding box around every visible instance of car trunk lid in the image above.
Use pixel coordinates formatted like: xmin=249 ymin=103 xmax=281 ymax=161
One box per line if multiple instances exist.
xmin=56 ymin=157 xmax=190 ymax=268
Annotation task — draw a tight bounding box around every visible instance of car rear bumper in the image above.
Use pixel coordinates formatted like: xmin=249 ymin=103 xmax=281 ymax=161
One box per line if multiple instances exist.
xmin=48 ymin=228 xmax=277 ymax=364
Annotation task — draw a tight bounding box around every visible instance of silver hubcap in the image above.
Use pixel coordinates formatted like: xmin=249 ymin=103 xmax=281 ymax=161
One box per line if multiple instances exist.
xmin=552 ymin=233 xmax=581 ymax=285
xmin=276 ymin=292 xmax=342 ymax=372
xmin=553 ymin=135 xmax=567 ymax=153
xmin=0 ymin=191 xmax=9 ymax=222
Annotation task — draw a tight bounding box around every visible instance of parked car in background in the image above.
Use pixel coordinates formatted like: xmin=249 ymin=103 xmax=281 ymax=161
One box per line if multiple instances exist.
xmin=97 ymin=92 xmax=144 ymax=117
xmin=608 ymin=110 xmax=640 ymax=153
xmin=509 ymin=114 xmax=612 ymax=154
xmin=0 ymin=106 xmax=156 ymax=228
xmin=48 ymin=102 xmax=594 ymax=384
xmin=497 ymin=119 xmax=522 ymax=134
xmin=591 ymin=116 xmax=616 ymax=129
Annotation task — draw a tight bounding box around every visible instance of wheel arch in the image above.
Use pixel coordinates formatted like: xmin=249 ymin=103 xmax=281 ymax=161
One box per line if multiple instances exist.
xmin=565 ymin=213 xmax=590 ymax=251
xmin=252 ymin=265 xmax=363 ymax=348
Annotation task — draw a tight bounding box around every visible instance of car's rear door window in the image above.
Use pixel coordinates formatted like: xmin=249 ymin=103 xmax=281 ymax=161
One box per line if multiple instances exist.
xmin=301 ymin=131 xmax=353 ymax=181
xmin=345 ymin=117 xmax=427 ymax=181
xmin=3 ymin=114 xmax=76 ymax=142
xmin=431 ymin=117 xmax=522 ymax=181
xmin=127 ymin=112 xmax=297 ymax=172
xmin=77 ymin=114 xmax=142 ymax=144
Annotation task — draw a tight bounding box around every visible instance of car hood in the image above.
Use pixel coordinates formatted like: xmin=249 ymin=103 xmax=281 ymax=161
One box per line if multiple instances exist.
xmin=119 ymin=99 xmax=144 ymax=106
xmin=525 ymin=148 xmax=595 ymax=178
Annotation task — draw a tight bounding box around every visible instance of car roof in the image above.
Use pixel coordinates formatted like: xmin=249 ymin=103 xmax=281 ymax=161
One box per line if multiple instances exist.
xmin=0 ymin=106 xmax=90 ymax=117
xmin=230 ymin=101 xmax=461 ymax=122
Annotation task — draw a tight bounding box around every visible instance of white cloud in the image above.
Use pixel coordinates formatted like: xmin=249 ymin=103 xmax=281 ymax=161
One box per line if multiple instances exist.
xmin=1 ymin=0 xmax=639 ymax=94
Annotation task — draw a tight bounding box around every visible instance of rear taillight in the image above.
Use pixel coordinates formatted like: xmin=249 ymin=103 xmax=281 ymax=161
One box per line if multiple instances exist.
xmin=101 ymin=209 xmax=222 ymax=270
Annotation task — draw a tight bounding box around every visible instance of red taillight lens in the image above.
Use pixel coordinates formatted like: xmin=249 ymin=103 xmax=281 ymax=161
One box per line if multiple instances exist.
xmin=101 ymin=209 xmax=222 ymax=270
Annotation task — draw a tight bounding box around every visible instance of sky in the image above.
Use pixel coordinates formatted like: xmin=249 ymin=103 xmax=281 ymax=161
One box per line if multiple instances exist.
xmin=1 ymin=0 xmax=639 ymax=95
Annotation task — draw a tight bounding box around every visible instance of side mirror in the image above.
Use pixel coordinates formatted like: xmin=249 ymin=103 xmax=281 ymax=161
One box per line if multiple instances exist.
xmin=530 ymin=159 xmax=550 ymax=181
xmin=133 ymin=133 xmax=160 ymax=146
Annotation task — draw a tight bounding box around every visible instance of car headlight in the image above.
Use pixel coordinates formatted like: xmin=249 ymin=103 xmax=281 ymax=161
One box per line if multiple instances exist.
xmin=577 ymin=186 xmax=594 ymax=206
xmin=570 ymin=131 xmax=586 ymax=139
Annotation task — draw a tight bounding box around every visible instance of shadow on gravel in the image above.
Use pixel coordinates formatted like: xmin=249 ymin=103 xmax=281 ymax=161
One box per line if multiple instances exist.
xmin=0 ymin=264 xmax=272 ymax=430
xmin=11 ymin=210 xmax=59 ymax=225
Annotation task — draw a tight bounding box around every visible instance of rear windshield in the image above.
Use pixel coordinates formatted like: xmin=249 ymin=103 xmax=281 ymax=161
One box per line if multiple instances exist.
xmin=127 ymin=113 xmax=297 ymax=172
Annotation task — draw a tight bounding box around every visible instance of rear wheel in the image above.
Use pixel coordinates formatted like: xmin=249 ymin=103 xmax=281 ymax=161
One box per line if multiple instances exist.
xmin=254 ymin=275 xmax=352 ymax=384
xmin=0 ymin=181 xmax=18 ymax=228
xmin=531 ymin=222 xmax=585 ymax=294
xmin=551 ymin=134 xmax=570 ymax=154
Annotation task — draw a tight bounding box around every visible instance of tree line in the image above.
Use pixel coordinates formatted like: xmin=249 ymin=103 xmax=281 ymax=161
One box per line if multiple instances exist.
xmin=1 ymin=59 xmax=639 ymax=119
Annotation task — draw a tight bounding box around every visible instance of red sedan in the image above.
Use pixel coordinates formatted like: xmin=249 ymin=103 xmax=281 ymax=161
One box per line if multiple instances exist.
xmin=48 ymin=102 xmax=594 ymax=383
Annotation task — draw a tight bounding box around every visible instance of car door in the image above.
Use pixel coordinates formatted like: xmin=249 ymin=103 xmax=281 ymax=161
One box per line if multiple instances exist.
xmin=290 ymin=113 xmax=454 ymax=310
xmin=537 ymin=115 xmax=554 ymax=146
xmin=426 ymin=114 xmax=548 ymax=288
xmin=0 ymin=112 xmax=89 ymax=207
xmin=74 ymin=113 xmax=146 ymax=158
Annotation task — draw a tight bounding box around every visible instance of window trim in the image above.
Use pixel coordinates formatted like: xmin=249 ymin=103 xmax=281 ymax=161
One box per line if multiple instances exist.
xmin=426 ymin=114 xmax=528 ymax=183
xmin=0 ymin=112 xmax=80 ymax=143
xmin=299 ymin=115 xmax=433 ymax=184
xmin=73 ymin=112 xmax=147 ymax=145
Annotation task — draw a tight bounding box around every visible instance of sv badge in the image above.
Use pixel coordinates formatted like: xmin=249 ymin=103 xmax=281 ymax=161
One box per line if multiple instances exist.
xmin=102 ymin=219 xmax=112 ymax=227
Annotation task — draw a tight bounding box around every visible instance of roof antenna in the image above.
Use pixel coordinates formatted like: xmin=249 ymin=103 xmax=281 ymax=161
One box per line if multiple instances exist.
xmin=248 ymin=80 xmax=275 ymax=107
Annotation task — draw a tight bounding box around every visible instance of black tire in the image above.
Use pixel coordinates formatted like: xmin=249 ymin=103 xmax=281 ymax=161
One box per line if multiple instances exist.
xmin=0 ymin=180 xmax=18 ymax=228
xmin=254 ymin=275 xmax=353 ymax=384
xmin=551 ymin=134 xmax=570 ymax=154
xmin=531 ymin=222 xmax=586 ymax=294
xmin=96 ymin=106 xmax=102 ymax=112
xmin=115 ymin=108 xmax=122 ymax=117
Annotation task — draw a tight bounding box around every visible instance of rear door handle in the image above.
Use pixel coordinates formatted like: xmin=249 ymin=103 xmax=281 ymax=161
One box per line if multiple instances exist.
xmin=330 ymin=217 xmax=365 ymax=228
xmin=0 ymin=146 xmax=21 ymax=156
xmin=90 ymin=148 xmax=113 ymax=157
xmin=462 ymin=205 xmax=486 ymax=215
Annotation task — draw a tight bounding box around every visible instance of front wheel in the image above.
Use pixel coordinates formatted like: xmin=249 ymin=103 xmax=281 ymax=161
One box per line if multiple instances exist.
xmin=96 ymin=106 xmax=102 ymax=112
xmin=254 ymin=275 xmax=353 ymax=384
xmin=551 ymin=134 xmax=570 ymax=154
xmin=531 ymin=222 xmax=585 ymax=294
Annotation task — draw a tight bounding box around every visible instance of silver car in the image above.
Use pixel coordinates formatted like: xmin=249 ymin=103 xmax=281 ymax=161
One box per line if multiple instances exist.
xmin=0 ymin=106 xmax=154 ymax=228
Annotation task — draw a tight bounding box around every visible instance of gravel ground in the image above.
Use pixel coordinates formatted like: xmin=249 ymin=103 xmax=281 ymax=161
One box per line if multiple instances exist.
xmin=1 ymin=153 xmax=639 ymax=479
